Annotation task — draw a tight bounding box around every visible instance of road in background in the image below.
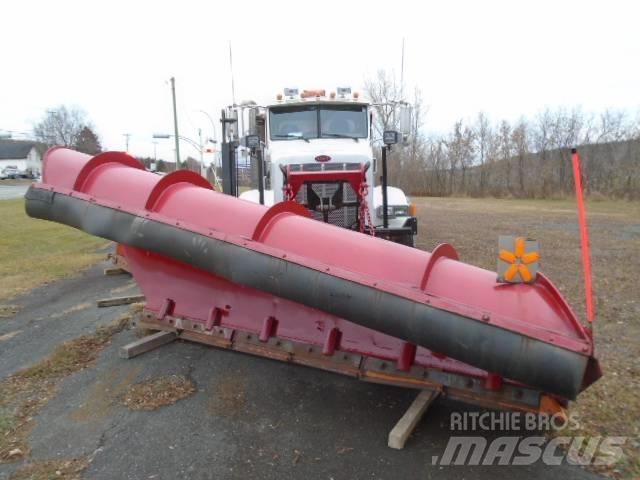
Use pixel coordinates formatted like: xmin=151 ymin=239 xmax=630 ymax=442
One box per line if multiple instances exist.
xmin=0 ymin=185 xmax=28 ymax=200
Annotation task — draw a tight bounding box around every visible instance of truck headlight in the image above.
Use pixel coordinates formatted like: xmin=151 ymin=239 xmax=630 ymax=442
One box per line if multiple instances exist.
xmin=393 ymin=206 xmax=409 ymax=216
xmin=376 ymin=205 xmax=409 ymax=218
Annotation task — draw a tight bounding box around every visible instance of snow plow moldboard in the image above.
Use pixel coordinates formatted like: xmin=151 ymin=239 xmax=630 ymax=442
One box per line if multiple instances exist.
xmin=25 ymin=148 xmax=601 ymax=400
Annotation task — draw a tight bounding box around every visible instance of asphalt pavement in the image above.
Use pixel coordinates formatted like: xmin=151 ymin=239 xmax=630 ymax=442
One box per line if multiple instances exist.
xmin=0 ymin=261 xmax=604 ymax=480
xmin=0 ymin=185 xmax=28 ymax=200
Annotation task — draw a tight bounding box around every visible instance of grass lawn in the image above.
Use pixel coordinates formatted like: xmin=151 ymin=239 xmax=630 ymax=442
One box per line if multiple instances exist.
xmin=0 ymin=198 xmax=107 ymax=303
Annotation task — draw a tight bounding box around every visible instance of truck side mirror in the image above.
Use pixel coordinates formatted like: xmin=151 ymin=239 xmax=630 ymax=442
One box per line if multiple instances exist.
xmin=243 ymin=135 xmax=260 ymax=149
xmin=383 ymin=130 xmax=400 ymax=145
xmin=248 ymin=108 xmax=258 ymax=136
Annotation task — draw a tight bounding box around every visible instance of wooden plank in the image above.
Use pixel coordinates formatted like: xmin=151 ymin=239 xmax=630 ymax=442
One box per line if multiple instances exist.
xmin=97 ymin=294 xmax=145 ymax=308
xmin=388 ymin=388 xmax=440 ymax=450
xmin=119 ymin=331 xmax=177 ymax=359
xmin=104 ymin=267 xmax=127 ymax=276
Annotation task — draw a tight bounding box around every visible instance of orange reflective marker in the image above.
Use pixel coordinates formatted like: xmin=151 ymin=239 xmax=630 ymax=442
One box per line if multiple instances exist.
xmin=504 ymin=264 xmax=519 ymax=281
xmin=499 ymin=250 xmax=516 ymax=264
xmin=515 ymin=237 xmax=526 ymax=257
xmin=497 ymin=236 xmax=540 ymax=284
xmin=518 ymin=264 xmax=533 ymax=282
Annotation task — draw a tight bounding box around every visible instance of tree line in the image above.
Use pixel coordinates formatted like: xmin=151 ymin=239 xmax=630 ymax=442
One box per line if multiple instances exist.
xmin=366 ymin=70 xmax=640 ymax=200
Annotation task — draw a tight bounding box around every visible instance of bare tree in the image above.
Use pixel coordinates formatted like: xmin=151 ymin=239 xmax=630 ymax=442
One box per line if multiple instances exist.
xmin=33 ymin=105 xmax=91 ymax=147
xmin=364 ymin=76 xmax=638 ymax=199
xmin=511 ymin=119 xmax=529 ymax=196
xmin=497 ymin=120 xmax=513 ymax=194
xmin=474 ymin=112 xmax=491 ymax=195
xmin=364 ymin=69 xmax=402 ymax=141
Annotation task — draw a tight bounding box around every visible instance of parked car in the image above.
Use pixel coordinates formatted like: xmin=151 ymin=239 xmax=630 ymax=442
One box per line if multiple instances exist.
xmin=1 ymin=166 xmax=20 ymax=179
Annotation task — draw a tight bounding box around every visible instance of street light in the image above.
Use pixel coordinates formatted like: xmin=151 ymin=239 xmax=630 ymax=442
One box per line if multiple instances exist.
xmin=196 ymin=110 xmax=218 ymax=144
xmin=153 ymin=133 xmax=205 ymax=172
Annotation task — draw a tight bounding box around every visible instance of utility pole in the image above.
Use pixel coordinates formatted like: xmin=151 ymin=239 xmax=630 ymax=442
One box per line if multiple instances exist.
xmin=382 ymin=145 xmax=390 ymax=229
xmin=170 ymin=77 xmax=180 ymax=169
xmin=198 ymin=128 xmax=204 ymax=176
xmin=123 ymin=133 xmax=131 ymax=151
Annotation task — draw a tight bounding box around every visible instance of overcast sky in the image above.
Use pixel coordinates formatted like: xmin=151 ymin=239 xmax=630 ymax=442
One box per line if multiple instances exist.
xmin=1 ymin=0 xmax=638 ymax=160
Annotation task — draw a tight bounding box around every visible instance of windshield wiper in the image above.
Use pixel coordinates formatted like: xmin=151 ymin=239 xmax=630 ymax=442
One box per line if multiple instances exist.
xmin=273 ymin=134 xmax=310 ymax=143
xmin=323 ymin=133 xmax=359 ymax=142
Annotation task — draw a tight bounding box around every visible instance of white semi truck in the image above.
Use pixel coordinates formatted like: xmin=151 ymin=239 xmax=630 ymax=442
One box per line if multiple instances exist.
xmin=227 ymin=87 xmax=417 ymax=246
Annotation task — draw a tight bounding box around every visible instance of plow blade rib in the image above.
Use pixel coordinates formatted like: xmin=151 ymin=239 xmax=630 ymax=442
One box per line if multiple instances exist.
xmin=25 ymin=148 xmax=600 ymax=400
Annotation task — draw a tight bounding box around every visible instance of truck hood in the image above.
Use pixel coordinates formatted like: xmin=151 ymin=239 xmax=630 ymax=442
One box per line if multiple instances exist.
xmin=268 ymin=138 xmax=373 ymax=165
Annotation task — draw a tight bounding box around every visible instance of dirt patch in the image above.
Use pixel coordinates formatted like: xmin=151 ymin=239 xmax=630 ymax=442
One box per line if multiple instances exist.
xmin=0 ymin=330 xmax=21 ymax=342
xmin=46 ymin=302 xmax=92 ymax=320
xmin=121 ymin=375 xmax=195 ymax=411
xmin=18 ymin=316 xmax=130 ymax=380
xmin=109 ymin=282 xmax=137 ymax=295
xmin=69 ymin=367 xmax=141 ymax=423
xmin=0 ymin=305 xmax=21 ymax=318
xmin=134 ymin=326 xmax=158 ymax=339
xmin=0 ymin=315 xmax=131 ymax=463
xmin=9 ymin=457 xmax=88 ymax=480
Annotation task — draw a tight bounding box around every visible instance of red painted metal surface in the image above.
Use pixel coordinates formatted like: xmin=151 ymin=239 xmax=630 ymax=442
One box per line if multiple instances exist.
xmin=285 ymin=163 xmax=368 ymax=201
xmin=31 ymin=148 xmax=600 ymax=400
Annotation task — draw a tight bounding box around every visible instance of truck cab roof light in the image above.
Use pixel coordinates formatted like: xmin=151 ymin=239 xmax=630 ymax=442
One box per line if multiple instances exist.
xmin=301 ymin=89 xmax=326 ymax=99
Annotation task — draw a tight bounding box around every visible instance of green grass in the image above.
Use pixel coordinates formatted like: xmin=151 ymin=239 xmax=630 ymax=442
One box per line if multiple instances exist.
xmin=0 ymin=198 xmax=107 ymax=301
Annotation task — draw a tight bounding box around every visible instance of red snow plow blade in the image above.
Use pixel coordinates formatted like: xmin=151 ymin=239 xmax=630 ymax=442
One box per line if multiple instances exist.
xmin=25 ymin=148 xmax=600 ymax=404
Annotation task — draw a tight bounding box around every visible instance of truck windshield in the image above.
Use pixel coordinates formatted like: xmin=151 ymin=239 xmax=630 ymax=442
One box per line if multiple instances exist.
xmin=270 ymin=104 xmax=367 ymax=140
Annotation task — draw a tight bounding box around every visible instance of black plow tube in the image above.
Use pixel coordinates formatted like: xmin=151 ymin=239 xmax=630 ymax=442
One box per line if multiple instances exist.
xmin=25 ymin=186 xmax=589 ymax=399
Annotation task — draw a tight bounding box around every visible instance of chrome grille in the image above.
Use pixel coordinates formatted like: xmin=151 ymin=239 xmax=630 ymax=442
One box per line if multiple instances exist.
xmin=295 ymin=182 xmax=359 ymax=228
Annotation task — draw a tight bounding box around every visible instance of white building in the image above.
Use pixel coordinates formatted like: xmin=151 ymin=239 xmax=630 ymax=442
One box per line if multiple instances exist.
xmin=0 ymin=140 xmax=43 ymax=175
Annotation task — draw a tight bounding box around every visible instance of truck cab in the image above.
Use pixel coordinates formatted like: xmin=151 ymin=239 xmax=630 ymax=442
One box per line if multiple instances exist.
xmin=237 ymin=88 xmax=417 ymax=246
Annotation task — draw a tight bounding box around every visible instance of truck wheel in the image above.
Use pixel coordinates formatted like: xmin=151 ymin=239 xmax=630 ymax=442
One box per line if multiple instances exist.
xmin=396 ymin=234 xmax=415 ymax=248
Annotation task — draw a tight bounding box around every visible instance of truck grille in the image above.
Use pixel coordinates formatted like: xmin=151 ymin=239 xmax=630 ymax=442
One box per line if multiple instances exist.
xmin=288 ymin=162 xmax=361 ymax=172
xmin=295 ymin=182 xmax=359 ymax=228
xmin=287 ymin=163 xmax=363 ymax=229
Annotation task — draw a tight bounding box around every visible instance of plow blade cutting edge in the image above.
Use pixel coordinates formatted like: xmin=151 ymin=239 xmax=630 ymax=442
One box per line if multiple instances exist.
xmin=25 ymin=148 xmax=601 ymax=400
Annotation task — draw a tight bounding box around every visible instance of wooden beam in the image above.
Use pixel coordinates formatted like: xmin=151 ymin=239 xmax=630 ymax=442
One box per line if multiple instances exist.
xmin=104 ymin=267 xmax=127 ymax=276
xmin=119 ymin=331 xmax=177 ymax=359
xmin=97 ymin=294 xmax=145 ymax=308
xmin=388 ymin=388 xmax=440 ymax=450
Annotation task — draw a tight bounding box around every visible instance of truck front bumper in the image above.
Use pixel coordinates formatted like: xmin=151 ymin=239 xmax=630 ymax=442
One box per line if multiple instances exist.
xmin=367 ymin=216 xmax=417 ymax=237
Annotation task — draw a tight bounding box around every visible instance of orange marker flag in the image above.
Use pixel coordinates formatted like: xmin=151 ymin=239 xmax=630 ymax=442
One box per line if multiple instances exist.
xmin=571 ymin=148 xmax=595 ymax=325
